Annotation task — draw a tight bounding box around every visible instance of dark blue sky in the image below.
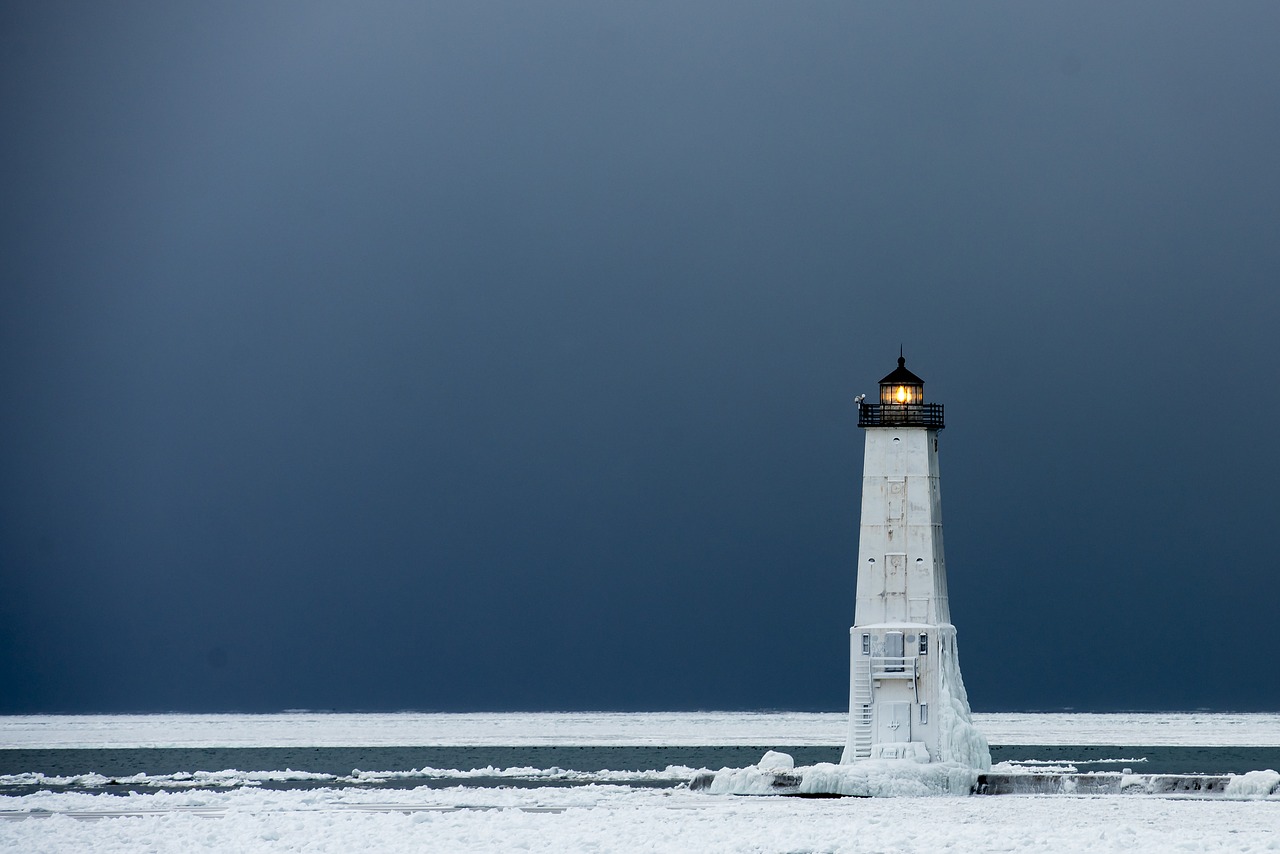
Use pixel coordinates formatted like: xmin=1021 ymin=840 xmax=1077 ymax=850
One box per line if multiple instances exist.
xmin=3 ymin=2 xmax=1279 ymax=714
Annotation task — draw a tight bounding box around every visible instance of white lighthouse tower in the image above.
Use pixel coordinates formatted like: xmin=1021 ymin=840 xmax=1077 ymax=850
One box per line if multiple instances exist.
xmin=841 ymin=354 xmax=989 ymax=768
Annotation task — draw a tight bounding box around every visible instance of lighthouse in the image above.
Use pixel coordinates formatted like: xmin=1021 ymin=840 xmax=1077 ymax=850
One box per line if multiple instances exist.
xmin=840 ymin=355 xmax=989 ymax=768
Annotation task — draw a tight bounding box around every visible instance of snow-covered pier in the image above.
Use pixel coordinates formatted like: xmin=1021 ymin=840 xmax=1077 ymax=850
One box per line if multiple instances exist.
xmin=976 ymin=770 xmax=1280 ymax=797
xmin=689 ymin=767 xmax=1280 ymax=798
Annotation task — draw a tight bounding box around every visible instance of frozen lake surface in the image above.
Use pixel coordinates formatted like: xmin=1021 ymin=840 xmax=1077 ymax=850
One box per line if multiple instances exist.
xmin=3 ymin=712 xmax=1278 ymax=852
xmin=5 ymin=710 xmax=1280 ymax=748
xmin=3 ymin=780 xmax=1278 ymax=853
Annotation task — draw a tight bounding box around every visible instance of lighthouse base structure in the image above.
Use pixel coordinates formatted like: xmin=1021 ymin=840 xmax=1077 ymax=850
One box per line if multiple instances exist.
xmin=840 ymin=623 xmax=989 ymax=769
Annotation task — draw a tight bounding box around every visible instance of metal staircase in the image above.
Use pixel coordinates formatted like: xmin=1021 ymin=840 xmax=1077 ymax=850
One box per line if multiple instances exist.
xmin=850 ymin=659 xmax=873 ymax=760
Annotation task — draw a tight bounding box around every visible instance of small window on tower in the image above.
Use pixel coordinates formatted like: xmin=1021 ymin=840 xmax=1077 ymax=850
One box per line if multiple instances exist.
xmin=861 ymin=634 xmax=871 ymax=655
xmin=920 ymin=704 xmax=929 ymax=724
xmin=919 ymin=632 xmax=929 ymax=655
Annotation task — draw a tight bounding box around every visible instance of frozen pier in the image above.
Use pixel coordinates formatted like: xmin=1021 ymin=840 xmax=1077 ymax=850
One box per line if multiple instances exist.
xmin=690 ymin=768 xmax=1280 ymax=798
xmin=974 ymin=772 xmax=1271 ymax=797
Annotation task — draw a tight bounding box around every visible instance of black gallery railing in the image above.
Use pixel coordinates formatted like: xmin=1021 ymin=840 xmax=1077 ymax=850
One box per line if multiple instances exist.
xmin=858 ymin=402 xmax=945 ymax=429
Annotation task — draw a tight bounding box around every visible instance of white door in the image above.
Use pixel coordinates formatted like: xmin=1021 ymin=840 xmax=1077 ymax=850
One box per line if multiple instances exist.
xmin=877 ymin=702 xmax=911 ymax=743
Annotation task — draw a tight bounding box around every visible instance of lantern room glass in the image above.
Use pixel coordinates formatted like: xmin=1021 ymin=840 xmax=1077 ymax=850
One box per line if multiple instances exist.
xmin=880 ymin=382 xmax=924 ymax=405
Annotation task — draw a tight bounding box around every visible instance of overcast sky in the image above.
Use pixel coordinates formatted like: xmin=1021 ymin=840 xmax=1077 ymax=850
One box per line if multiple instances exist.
xmin=3 ymin=2 xmax=1279 ymax=714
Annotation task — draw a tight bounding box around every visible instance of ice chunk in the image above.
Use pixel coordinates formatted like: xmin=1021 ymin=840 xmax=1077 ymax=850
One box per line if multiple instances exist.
xmin=706 ymin=758 xmax=978 ymax=797
xmin=756 ymin=750 xmax=794 ymax=770
xmin=1224 ymin=769 xmax=1280 ymax=798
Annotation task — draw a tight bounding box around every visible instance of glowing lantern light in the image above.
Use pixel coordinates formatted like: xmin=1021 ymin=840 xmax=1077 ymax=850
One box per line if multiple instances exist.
xmin=878 ymin=355 xmax=924 ymax=407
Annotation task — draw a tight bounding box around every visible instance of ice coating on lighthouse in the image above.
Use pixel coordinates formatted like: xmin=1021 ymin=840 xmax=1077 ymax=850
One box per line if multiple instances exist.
xmin=840 ymin=355 xmax=990 ymax=770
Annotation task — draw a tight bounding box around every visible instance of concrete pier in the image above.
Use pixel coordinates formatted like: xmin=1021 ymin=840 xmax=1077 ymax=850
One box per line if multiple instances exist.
xmin=974 ymin=772 xmax=1239 ymax=796
xmin=689 ymin=770 xmax=1279 ymax=798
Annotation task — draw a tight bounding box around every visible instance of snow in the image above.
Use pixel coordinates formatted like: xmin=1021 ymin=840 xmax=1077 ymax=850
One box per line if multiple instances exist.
xmin=975 ymin=712 xmax=1280 ymax=747
xmin=5 ymin=711 xmax=1280 ymax=749
xmin=0 ymin=712 xmax=841 ymax=749
xmin=3 ymin=784 xmax=1279 ymax=853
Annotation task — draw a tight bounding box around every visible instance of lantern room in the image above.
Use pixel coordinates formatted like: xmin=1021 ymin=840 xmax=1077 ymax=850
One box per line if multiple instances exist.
xmin=858 ymin=353 xmax=945 ymax=429
xmin=878 ymin=355 xmax=925 ymax=405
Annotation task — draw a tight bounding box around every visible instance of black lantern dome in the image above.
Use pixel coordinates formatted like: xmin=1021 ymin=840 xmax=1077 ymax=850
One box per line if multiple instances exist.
xmin=878 ymin=355 xmax=925 ymax=405
xmin=858 ymin=353 xmax=945 ymax=429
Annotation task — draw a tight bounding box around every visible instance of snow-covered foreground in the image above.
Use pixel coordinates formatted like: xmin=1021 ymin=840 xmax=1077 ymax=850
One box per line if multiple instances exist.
xmin=4 ymin=713 xmax=1280 ymax=851
xmin=3 ymin=784 xmax=1278 ymax=854
xmin=5 ymin=711 xmax=1280 ymax=748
